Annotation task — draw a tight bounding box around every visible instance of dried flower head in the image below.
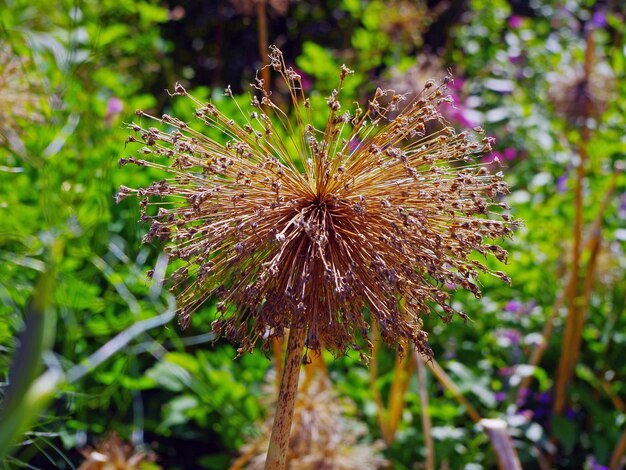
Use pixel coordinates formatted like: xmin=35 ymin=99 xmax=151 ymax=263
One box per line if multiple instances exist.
xmin=78 ymin=433 xmax=159 ymax=470
xmin=382 ymin=54 xmax=447 ymax=99
xmin=378 ymin=0 xmax=448 ymax=49
xmin=119 ymin=47 xmax=514 ymax=357
xmin=229 ymin=0 xmax=290 ymax=17
xmin=233 ymin=369 xmax=387 ymax=469
xmin=547 ymin=60 xmax=615 ymax=124
xmin=0 ymin=48 xmax=42 ymax=145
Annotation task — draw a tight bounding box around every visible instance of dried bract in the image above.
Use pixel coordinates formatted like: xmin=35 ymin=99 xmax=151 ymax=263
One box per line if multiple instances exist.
xmin=120 ymin=47 xmax=514 ymax=356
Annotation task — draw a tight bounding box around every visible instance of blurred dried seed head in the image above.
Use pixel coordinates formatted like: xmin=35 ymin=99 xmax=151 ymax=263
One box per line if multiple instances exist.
xmin=229 ymin=0 xmax=290 ymax=16
xmin=233 ymin=370 xmax=387 ymax=469
xmin=0 ymin=48 xmax=43 ymax=146
xmin=379 ymin=0 xmax=449 ymax=48
xmin=78 ymin=433 xmax=159 ymax=470
xmin=382 ymin=55 xmax=447 ymax=98
xmin=120 ymin=47 xmax=515 ymax=357
xmin=547 ymin=61 xmax=615 ymax=125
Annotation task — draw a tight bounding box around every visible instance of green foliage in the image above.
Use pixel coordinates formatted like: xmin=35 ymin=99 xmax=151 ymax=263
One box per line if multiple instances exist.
xmin=2 ymin=0 xmax=626 ymax=468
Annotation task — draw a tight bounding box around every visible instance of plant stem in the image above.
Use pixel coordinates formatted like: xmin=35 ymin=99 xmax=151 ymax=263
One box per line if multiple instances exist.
xmin=264 ymin=327 xmax=306 ymax=470
xmin=480 ymin=419 xmax=522 ymax=470
xmin=414 ymin=352 xmax=435 ymax=470
xmin=256 ymin=0 xmax=270 ymax=95
xmin=272 ymin=337 xmax=284 ymax=390
xmin=516 ymin=170 xmax=618 ymax=405
xmin=610 ymin=423 xmax=626 ymax=470
xmin=553 ymin=27 xmax=594 ymax=416
xmin=425 ymin=358 xmax=482 ymax=423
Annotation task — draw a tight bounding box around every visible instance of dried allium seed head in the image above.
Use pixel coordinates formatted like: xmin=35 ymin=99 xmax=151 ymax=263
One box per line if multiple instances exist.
xmin=382 ymin=54 xmax=448 ymax=99
xmin=78 ymin=433 xmax=159 ymax=470
xmin=120 ymin=47 xmax=515 ymax=357
xmin=235 ymin=370 xmax=387 ymax=469
xmin=547 ymin=60 xmax=615 ymax=125
xmin=229 ymin=0 xmax=290 ymax=16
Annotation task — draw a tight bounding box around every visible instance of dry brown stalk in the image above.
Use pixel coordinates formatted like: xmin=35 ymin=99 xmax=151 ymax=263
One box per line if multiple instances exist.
xmin=480 ymin=419 xmax=522 ymax=470
xmin=272 ymin=337 xmax=284 ymax=387
xmin=516 ymin=170 xmax=618 ymax=405
xmin=553 ymin=28 xmax=595 ymax=416
xmin=414 ymin=352 xmax=435 ymax=470
xmin=256 ymin=0 xmax=270 ymax=99
xmin=425 ymin=358 xmax=482 ymax=424
xmin=369 ymin=321 xmax=414 ymax=445
xmin=387 ymin=352 xmax=413 ymax=442
xmin=265 ymin=327 xmax=307 ymax=469
xmin=610 ymin=424 xmax=626 ymax=470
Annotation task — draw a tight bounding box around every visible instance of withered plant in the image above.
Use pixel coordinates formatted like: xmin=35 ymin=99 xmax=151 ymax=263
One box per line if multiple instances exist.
xmin=78 ymin=433 xmax=159 ymax=470
xmin=232 ymin=362 xmax=387 ymax=470
xmin=119 ymin=47 xmax=514 ymax=469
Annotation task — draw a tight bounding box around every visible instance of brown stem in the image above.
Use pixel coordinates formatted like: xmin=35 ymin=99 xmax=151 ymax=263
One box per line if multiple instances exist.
xmin=425 ymin=358 xmax=482 ymax=423
xmin=414 ymin=352 xmax=435 ymax=470
xmin=387 ymin=349 xmax=413 ymax=443
xmin=610 ymin=424 xmax=626 ymax=470
xmin=516 ymin=170 xmax=618 ymax=405
xmin=552 ymin=27 xmax=594 ymax=416
xmin=370 ymin=322 xmax=392 ymax=443
xmin=481 ymin=419 xmax=522 ymax=470
xmin=272 ymin=337 xmax=283 ymax=390
xmin=265 ymin=327 xmax=306 ymax=470
xmin=256 ymin=0 xmax=270 ymax=97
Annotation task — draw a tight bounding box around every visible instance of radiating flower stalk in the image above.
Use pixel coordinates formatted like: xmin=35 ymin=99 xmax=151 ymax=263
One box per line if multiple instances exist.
xmin=119 ymin=47 xmax=514 ymax=469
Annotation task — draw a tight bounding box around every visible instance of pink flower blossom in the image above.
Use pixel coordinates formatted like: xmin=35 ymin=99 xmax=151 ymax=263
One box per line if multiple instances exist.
xmin=508 ymin=15 xmax=523 ymax=29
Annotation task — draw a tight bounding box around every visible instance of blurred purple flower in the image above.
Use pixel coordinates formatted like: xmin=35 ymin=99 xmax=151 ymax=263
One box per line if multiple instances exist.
xmin=556 ymin=174 xmax=568 ymax=193
xmin=105 ymin=96 xmax=124 ymax=127
xmin=588 ymin=456 xmax=609 ymax=470
xmin=505 ymin=300 xmax=523 ymax=314
xmin=106 ymin=97 xmax=123 ymax=117
xmin=481 ymin=153 xmax=500 ymax=165
xmin=591 ymin=10 xmax=607 ymax=28
xmin=449 ymin=77 xmax=465 ymax=92
xmin=503 ymin=147 xmax=517 ymax=161
xmin=537 ymin=391 xmax=551 ymax=405
xmin=564 ymin=407 xmax=576 ymax=420
xmin=618 ymin=192 xmax=626 ymax=219
xmin=508 ymin=15 xmax=523 ymax=29
xmin=452 ymin=108 xmax=481 ymax=128
xmin=495 ymin=391 xmax=507 ymax=402
xmin=497 ymin=328 xmax=521 ymax=345
xmin=518 ymin=388 xmax=530 ymax=402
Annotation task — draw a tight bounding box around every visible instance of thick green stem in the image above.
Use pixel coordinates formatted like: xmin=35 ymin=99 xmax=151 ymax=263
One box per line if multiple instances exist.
xmin=264 ymin=327 xmax=306 ymax=470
